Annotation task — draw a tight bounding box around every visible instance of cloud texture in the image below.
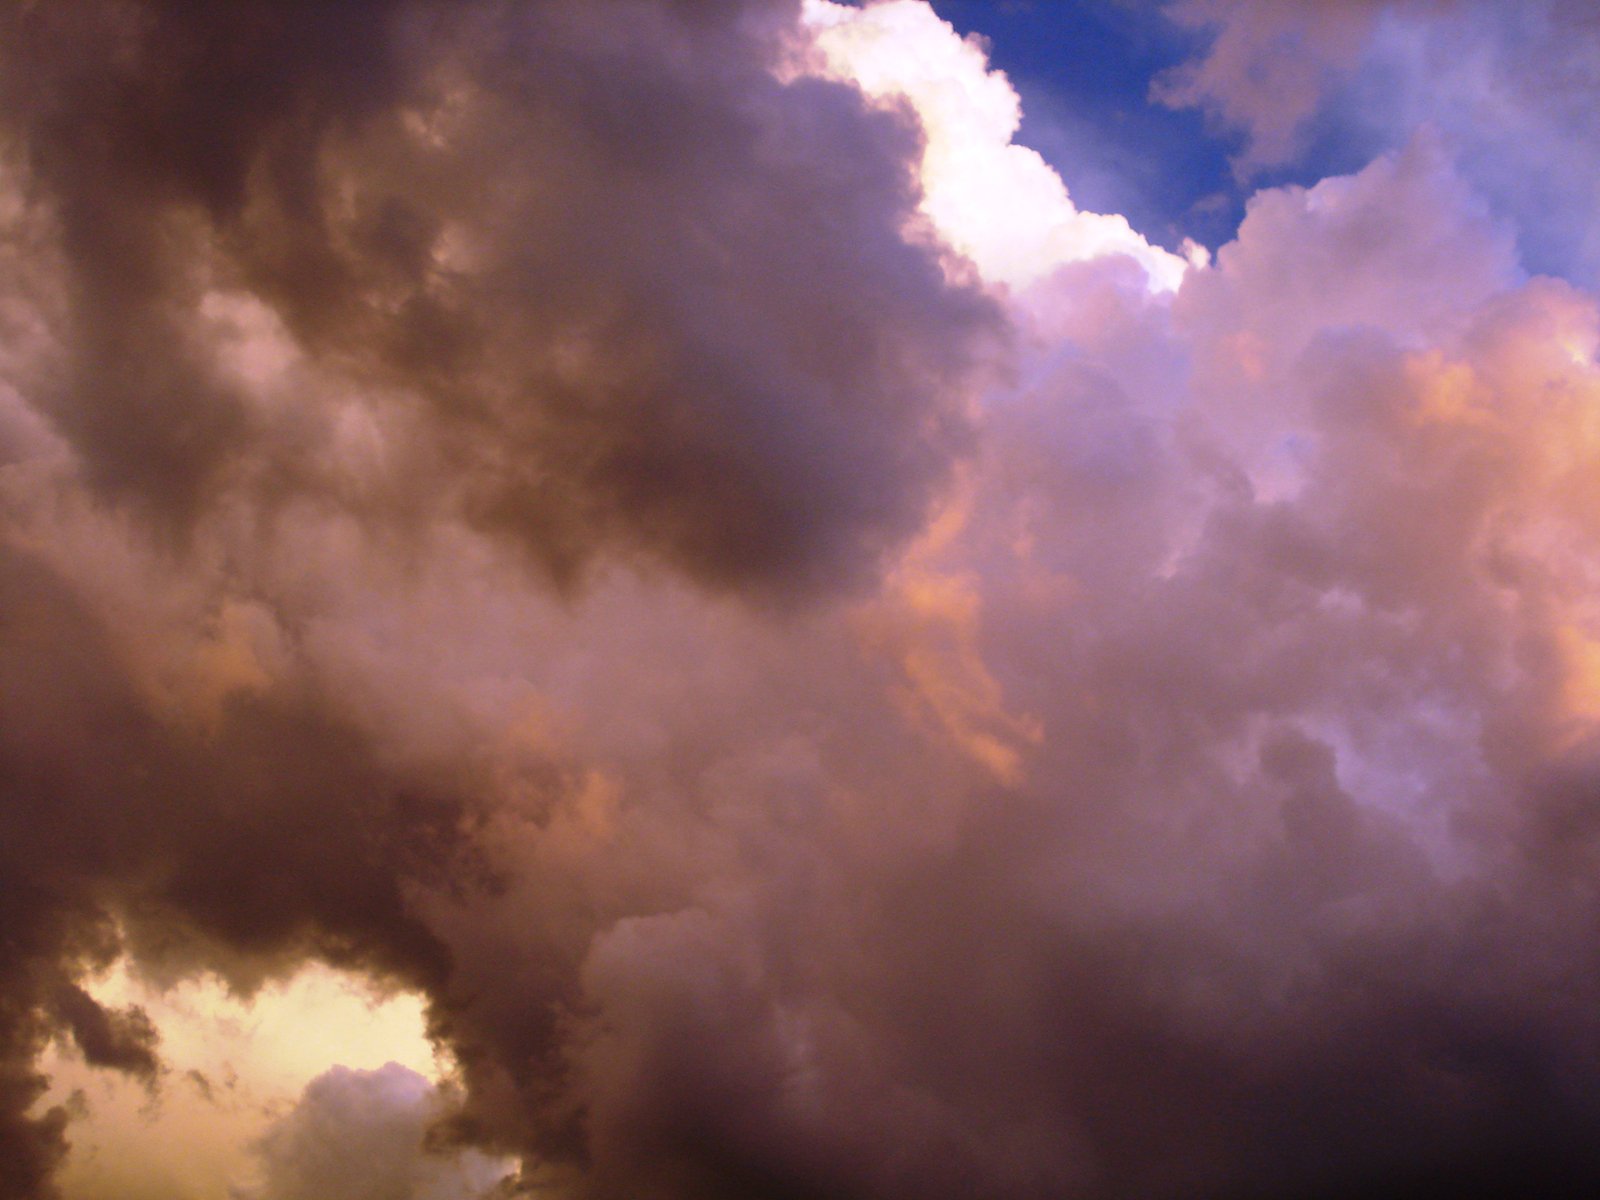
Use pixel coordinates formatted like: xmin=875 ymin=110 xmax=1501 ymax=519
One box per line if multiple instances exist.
xmin=1155 ymin=0 xmax=1600 ymax=283
xmin=244 ymin=1064 xmax=510 ymax=1200
xmin=0 ymin=0 xmax=995 ymax=593
xmin=4 ymin=2 xmax=1600 ymax=1199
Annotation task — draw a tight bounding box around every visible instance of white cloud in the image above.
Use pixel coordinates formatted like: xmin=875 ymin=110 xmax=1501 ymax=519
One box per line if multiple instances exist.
xmin=243 ymin=1064 xmax=512 ymax=1200
xmin=802 ymin=0 xmax=1190 ymax=293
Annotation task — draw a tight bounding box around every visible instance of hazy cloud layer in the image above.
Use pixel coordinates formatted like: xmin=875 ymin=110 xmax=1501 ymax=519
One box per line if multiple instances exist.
xmin=4 ymin=3 xmax=1600 ymax=1200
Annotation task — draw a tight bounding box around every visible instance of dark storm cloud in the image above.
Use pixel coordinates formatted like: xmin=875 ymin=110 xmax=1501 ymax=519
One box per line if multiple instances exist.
xmin=0 ymin=540 xmax=474 ymax=1198
xmin=0 ymin=0 xmax=998 ymax=1194
xmin=0 ymin=0 xmax=997 ymax=594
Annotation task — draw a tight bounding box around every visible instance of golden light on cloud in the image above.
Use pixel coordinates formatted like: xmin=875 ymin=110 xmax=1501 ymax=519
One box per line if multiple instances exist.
xmin=33 ymin=962 xmax=451 ymax=1200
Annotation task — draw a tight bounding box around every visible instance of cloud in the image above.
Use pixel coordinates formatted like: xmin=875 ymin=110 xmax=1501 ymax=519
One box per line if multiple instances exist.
xmin=384 ymin=127 xmax=1600 ymax=1197
xmin=0 ymin=534 xmax=480 ymax=1196
xmin=243 ymin=1064 xmax=510 ymax=1200
xmin=3 ymin=3 xmax=1600 ymax=1200
xmin=1152 ymin=0 xmax=1600 ymax=283
xmin=1152 ymin=0 xmax=1405 ymax=166
xmin=0 ymin=0 xmax=998 ymax=598
xmin=805 ymin=0 xmax=1192 ymax=292
xmin=0 ymin=0 xmax=1001 ymax=1189
xmin=49 ymin=985 xmax=160 ymax=1084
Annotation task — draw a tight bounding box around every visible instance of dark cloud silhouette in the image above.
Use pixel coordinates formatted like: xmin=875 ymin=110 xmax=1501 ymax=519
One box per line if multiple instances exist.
xmin=49 ymin=985 xmax=159 ymax=1084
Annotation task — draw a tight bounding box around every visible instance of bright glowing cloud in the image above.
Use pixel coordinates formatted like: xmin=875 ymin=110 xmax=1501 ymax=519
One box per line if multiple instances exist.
xmin=32 ymin=963 xmax=449 ymax=1200
xmin=803 ymin=0 xmax=1191 ymax=292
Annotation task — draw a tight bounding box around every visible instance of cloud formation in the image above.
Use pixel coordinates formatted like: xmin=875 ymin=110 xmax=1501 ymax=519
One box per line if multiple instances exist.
xmin=1154 ymin=0 xmax=1600 ymax=282
xmin=244 ymin=1064 xmax=509 ymax=1200
xmin=4 ymin=3 xmax=1600 ymax=1200
xmin=0 ymin=0 xmax=996 ymax=595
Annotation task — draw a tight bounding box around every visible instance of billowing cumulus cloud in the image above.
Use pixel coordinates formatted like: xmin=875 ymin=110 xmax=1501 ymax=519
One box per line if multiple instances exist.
xmin=0 ymin=0 xmax=997 ymax=596
xmin=5 ymin=2 xmax=1600 ymax=1200
xmin=243 ymin=1064 xmax=509 ymax=1200
xmin=803 ymin=0 xmax=1192 ymax=292
xmin=1155 ymin=0 xmax=1600 ymax=283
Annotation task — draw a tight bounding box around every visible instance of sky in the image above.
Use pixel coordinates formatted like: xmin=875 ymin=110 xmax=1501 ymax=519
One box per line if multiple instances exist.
xmin=930 ymin=0 xmax=1246 ymax=246
xmin=3 ymin=2 xmax=1600 ymax=1199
